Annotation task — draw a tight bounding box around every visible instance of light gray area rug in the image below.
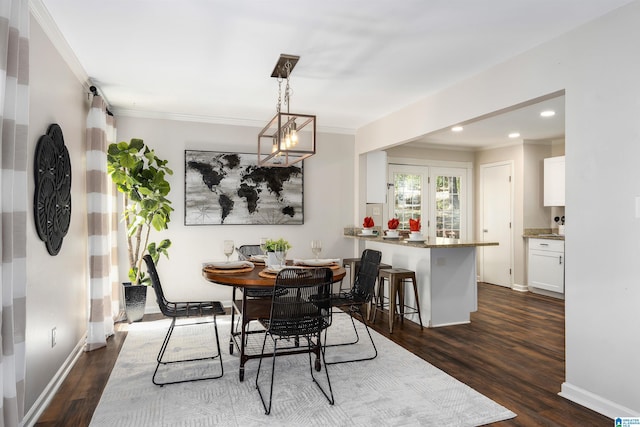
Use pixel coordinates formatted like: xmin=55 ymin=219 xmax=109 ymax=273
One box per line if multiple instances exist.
xmin=90 ymin=315 xmax=515 ymax=426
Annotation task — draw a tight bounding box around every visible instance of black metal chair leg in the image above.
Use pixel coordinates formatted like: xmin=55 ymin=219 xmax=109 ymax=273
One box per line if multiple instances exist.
xmin=325 ymin=306 xmax=378 ymax=365
xmin=308 ymin=334 xmax=335 ymax=405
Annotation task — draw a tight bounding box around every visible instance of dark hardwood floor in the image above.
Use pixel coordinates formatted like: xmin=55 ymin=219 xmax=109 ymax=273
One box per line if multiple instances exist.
xmin=35 ymin=282 xmax=611 ymax=426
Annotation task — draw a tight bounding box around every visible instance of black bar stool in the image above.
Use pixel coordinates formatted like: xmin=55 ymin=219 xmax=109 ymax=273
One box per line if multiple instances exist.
xmin=373 ymin=268 xmax=424 ymax=333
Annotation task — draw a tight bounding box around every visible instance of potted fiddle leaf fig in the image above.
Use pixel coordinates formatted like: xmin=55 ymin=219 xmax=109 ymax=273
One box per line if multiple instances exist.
xmin=107 ymin=138 xmax=173 ymax=321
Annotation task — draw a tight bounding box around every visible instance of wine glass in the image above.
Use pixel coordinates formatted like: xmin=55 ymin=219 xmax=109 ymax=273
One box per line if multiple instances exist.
xmin=275 ymin=242 xmax=287 ymax=268
xmin=311 ymin=240 xmax=322 ymax=260
xmin=223 ymin=240 xmax=234 ymax=262
xmin=259 ymin=237 xmax=269 ymax=255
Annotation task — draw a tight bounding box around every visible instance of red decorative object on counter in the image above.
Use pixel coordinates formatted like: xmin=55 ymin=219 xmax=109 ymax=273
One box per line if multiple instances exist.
xmin=409 ymin=218 xmax=421 ymax=232
xmin=387 ymin=218 xmax=399 ymax=230
xmin=363 ymin=217 xmax=375 ymax=228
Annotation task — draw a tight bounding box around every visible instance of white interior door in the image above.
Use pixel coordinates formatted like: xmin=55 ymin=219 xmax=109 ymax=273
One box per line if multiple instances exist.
xmin=480 ymin=162 xmax=513 ymax=287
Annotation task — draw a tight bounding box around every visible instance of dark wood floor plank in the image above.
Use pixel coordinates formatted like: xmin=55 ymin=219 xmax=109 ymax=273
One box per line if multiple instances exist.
xmin=35 ymin=283 xmax=611 ymax=426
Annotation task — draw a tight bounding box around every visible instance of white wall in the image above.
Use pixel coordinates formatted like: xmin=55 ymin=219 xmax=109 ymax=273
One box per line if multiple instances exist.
xmin=354 ymin=1 xmax=640 ymax=417
xmin=115 ymin=116 xmax=356 ymax=306
xmin=523 ymin=142 xmax=553 ymax=228
xmin=26 ymin=17 xmax=90 ymax=411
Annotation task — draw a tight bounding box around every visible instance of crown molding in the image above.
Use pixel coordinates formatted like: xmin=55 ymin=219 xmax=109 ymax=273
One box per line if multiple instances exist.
xmin=30 ymin=0 xmax=90 ymax=89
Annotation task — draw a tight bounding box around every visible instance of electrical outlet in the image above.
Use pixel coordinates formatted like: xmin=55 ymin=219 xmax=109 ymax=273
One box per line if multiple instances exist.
xmin=51 ymin=327 xmax=56 ymax=348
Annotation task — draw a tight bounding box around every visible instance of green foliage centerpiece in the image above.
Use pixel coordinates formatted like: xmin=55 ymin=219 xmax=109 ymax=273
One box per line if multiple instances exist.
xmin=264 ymin=238 xmax=291 ymax=268
xmin=263 ymin=238 xmax=292 ymax=252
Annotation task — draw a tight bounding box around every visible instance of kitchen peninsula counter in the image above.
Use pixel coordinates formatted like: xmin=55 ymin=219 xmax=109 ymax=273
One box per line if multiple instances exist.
xmin=345 ymin=231 xmax=498 ymax=328
xmin=345 ymin=233 xmax=499 ymax=248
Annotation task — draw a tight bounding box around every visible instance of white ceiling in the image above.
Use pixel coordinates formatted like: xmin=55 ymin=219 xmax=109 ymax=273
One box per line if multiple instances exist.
xmin=407 ymin=92 xmax=566 ymax=149
xmin=37 ymin=0 xmax=631 ymax=144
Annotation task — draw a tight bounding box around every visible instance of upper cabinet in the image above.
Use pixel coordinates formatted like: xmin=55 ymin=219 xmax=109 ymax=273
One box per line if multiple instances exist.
xmin=366 ymin=151 xmax=388 ymax=204
xmin=544 ymin=155 xmax=565 ymax=206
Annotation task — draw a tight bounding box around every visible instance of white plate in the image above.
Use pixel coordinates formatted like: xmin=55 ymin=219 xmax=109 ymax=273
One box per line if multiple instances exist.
xmin=263 ymin=266 xmax=285 ymax=273
xmin=206 ymin=260 xmax=253 ymax=269
xmin=357 ymin=233 xmax=378 ymax=237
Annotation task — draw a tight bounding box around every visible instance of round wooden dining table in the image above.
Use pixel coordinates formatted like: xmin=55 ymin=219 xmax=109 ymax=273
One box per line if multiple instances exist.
xmin=202 ymin=263 xmax=346 ymax=381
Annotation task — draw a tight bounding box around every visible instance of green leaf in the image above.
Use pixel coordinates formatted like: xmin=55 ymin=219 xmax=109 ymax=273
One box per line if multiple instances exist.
xmin=158 ymin=239 xmax=171 ymax=251
xmin=142 ymin=199 xmax=158 ymax=210
xmin=129 ymin=138 xmax=145 ymax=151
xmin=128 ymin=267 xmax=137 ymax=283
xmin=110 ymin=170 xmax=127 ymax=185
xmin=151 ymin=213 xmax=166 ymax=231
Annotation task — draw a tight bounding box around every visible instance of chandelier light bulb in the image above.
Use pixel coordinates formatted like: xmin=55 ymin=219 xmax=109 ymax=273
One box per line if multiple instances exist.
xmin=290 ymin=122 xmax=298 ymax=144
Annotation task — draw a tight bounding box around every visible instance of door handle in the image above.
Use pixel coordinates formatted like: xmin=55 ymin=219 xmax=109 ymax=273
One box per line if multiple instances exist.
xmin=559 ymin=255 xmax=563 ymax=265
xmin=483 ymin=229 xmax=488 ymax=233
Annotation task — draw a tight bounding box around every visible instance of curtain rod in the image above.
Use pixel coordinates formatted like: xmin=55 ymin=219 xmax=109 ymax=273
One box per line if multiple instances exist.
xmin=89 ymin=85 xmax=113 ymax=116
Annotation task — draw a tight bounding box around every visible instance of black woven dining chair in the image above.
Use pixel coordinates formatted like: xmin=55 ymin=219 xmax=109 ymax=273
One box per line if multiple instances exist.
xmin=237 ymin=244 xmax=263 ymax=260
xmin=237 ymin=244 xmax=271 ymax=298
xmin=255 ymin=267 xmax=334 ymax=415
xmin=325 ymin=249 xmax=381 ymax=365
xmin=143 ymin=254 xmax=225 ymax=386
xmin=230 ymin=244 xmax=274 ymax=356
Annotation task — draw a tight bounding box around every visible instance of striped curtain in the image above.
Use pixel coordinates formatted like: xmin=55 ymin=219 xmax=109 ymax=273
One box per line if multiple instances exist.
xmin=85 ymin=94 xmax=118 ymax=351
xmin=0 ymin=0 xmax=29 ymax=424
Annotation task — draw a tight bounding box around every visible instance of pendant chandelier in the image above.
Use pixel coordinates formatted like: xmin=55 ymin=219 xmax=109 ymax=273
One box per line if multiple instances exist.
xmin=258 ymin=54 xmax=316 ymax=167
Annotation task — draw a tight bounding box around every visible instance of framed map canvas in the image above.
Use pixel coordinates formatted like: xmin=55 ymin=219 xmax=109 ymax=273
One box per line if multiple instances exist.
xmin=184 ymin=150 xmax=304 ymax=225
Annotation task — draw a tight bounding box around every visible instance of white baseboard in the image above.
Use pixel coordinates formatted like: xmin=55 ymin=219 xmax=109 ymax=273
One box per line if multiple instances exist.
xmin=560 ymin=382 xmax=635 ymax=419
xmin=528 ymin=286 xmax=565 ymax=300
xmin=511 ymin=282 xmax=528 ymax=292
xmin=23 ymin=334 xmax=86 ymax=427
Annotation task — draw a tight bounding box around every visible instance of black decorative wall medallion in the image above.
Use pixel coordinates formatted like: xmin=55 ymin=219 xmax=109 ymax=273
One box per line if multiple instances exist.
xmin=34 ymin=124 xmax=71 ymax=255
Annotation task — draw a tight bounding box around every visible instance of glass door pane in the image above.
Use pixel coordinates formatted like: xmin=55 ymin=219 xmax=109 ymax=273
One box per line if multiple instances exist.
xmin=432 ymin=167 xmax=467 ymax=240
xmin=435 ymin=175 xmax=461 ymax=238
xmin=388 ymin=165 xmax=427 ymax=232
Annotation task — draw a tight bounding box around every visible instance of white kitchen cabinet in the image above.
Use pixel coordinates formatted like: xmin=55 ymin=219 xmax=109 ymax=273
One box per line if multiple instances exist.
xmin=366 ymin=151 xmax=387 ymax=203
xmin=528 ymin=238 xmax=564 ymax=293
xmin=544 ymin=156 xmax=565 ymax=206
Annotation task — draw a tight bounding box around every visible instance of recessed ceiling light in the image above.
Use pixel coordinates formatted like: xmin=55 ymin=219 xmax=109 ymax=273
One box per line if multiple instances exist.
xmin=451 ymin=126 xmax=463 ymax=132
xmin=508 ymin=132 xmax=520 ymax=138
xmin=540 ymin=110 xmax=555 ymax=117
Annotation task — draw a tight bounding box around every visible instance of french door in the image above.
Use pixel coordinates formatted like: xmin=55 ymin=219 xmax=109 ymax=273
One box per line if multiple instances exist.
xmin=387 ymin=164 xmax=469 ymax=239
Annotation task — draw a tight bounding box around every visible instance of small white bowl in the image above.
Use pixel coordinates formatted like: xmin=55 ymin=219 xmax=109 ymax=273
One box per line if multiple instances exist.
xmin=410 ymin=231 xmax=423 ymax=240
xmin=361 ymin=228 xmax=374 ymax=235
xmin=386 ymin=230 xmax=399 ymax=238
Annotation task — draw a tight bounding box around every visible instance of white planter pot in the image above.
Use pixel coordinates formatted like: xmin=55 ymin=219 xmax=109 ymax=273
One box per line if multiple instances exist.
xmin=267 ymin=252 xmax=277 ymax=267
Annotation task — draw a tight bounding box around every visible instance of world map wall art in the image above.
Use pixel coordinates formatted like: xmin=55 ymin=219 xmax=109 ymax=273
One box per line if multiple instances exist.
xmin=184 ymin=150 xmax=304 ymax=225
